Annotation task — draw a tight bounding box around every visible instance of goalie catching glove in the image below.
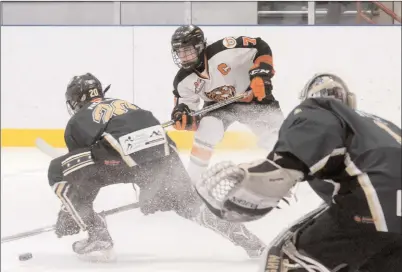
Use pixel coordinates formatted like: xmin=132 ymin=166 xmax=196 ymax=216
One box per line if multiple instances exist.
xmin=195 ymin=159 xmax=304 ymax=222
xmin=171 ymin=103 xmax=199 ymax=131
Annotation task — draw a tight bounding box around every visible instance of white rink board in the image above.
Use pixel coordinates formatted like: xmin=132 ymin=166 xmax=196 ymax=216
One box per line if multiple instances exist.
xmin=1 ymin=26 xmax=401 ymax=129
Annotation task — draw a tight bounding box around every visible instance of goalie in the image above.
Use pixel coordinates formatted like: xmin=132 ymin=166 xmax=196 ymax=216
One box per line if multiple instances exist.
xmin=47 ymin=73 xmax=267 ymax=261
xmin=196 ymin=73 xmax=402 ymax=271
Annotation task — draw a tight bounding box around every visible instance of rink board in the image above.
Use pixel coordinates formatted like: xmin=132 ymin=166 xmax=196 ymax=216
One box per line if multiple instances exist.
xmin=0 ymin=129 xmax=259 ymax=150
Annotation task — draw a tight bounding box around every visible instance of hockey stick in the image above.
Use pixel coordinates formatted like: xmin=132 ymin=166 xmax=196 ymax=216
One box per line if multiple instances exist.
xmin=161 ymin=92 xmax=248 ymax=128
xmin=35 ymin=92 xmax=247 ymax=197
xmin=35 ymin=138 xmax=66 ymax=159
xmin=103 ymin=84 xmax=111 ymax=94
xmin=35 ymin=92 xmax=248 ymax=157
xmin=1 ymin=202 xmax=140 ymax=244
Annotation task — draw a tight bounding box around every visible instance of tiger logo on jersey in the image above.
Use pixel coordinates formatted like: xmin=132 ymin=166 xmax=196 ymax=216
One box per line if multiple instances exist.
xmin=205 ymin=85 xmax=236 ymax=101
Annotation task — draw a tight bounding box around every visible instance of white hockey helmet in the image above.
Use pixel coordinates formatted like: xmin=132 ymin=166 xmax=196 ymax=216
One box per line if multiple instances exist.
xmin=299 ymin=73 xmax=357 ymax=110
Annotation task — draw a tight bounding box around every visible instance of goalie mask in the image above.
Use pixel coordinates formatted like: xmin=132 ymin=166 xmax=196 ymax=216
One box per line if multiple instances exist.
xmin=65 ymin=73 xmax=104 ymax=116
xmin=299 ymin=73 xmax=357 ymax=110
xmin=171 ymin=25 xmax=206 ymax=70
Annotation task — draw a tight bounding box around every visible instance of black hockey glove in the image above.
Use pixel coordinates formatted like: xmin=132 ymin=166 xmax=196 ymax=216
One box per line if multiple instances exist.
xmin=55 ymin=206 xmax=81 ymax=238
xmin=249 ymin=63 xmax=274 ymax=102
xmin=171 ymin=103 xmax=198 ymax=131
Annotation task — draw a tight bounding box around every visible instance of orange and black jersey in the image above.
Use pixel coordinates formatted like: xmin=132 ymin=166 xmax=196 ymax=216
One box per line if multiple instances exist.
xmin=172 ymin=36 xmax=274 ymax=110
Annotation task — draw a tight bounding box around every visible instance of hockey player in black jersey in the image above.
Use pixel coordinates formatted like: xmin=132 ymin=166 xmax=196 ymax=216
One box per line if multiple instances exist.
xmin=47 ymin=73 xmax=267 ymax=261
xmin=195 ymin=73 xmax=401 ymax=271
xmin=169 ymin=24 xmax=284 ymax=186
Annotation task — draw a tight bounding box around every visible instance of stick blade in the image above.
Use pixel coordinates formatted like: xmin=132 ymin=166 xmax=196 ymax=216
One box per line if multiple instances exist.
xmin=35 ymin=138 xmax=66 ymax=158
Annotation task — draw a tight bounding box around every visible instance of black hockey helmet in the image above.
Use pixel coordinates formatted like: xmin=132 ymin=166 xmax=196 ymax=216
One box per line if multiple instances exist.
xmin=171 ymin=25 xmax=206 ymax=70
xmin=65 ymin=73 xmax=104 ymax=116
xmin=299 ymin=73 xmax=357 ymax=110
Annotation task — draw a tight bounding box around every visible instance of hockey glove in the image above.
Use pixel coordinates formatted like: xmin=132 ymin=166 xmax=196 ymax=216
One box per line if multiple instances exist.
xmin=55 ymin=206 xmax=81 ymax=238
xmin=249 ymin=64 xmax=274 ymax=102
xmin=237 ymin=89 xmax=255 ymax=103
xmin=195 ymin=160 xmax=304 ymax=223
xmin=171 ymin=103 xmax=198 ymax=131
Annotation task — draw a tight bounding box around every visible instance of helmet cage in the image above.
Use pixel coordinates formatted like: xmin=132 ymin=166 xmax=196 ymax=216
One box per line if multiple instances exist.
xmin=171 ymin=25 xmax=206 ymax=70
xmin=172 ymin=41 xmax=205 ymax=69
xmin=299 ymin=73 xmax=357 ymax=110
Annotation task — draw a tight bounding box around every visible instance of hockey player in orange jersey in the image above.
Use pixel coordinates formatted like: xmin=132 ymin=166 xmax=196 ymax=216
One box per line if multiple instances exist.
xmin=170 ymin=25 xmax=284 ymax=185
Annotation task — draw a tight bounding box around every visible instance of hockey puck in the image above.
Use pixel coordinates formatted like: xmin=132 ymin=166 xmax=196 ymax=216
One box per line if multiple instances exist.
xmin=18 ymin=253 xmax=32 ymax=261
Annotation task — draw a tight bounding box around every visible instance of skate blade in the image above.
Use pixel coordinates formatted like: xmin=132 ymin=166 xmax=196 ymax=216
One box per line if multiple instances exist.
xmin=77 ymin=248 xmax=117 ymax=263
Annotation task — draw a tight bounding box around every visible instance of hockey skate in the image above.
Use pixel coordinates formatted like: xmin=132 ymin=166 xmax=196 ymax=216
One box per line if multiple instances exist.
xmin=194 ymin=205 xmax=267 ymax=258
xmin=72 ymin=214 xmax=116 ymax=262
xmin=228 ymin=222 xmax=267 ymax=258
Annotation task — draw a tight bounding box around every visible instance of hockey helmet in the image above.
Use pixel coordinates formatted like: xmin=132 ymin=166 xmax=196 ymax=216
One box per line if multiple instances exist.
xmin=171 ymin=25 xmax=206 ymax=70
xmin=299 ymin=73 xmax=357 ymax=110
xmin=65 ymin=73 xmax=104 ymax=116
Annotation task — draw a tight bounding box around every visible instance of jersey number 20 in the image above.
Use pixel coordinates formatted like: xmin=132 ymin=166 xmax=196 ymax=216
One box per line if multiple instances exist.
xmin=92 ymin=100 xmax=138 ymax=124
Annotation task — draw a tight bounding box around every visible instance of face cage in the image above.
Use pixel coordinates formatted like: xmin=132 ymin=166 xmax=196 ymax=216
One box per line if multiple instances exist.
xmin=299 ymin=73 xmax=353 ymax=106
xmin=309 ymin=87 xmax=348 ymax=104
xmin=171 ymin=44 xmax=202 ymax=69
xmin=66 ymin=101 xmax=79 ymax=116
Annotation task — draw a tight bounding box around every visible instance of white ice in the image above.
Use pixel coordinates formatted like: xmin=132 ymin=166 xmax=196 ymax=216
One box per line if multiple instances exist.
xmin=1 ymin=147 xmax=323 ymax=272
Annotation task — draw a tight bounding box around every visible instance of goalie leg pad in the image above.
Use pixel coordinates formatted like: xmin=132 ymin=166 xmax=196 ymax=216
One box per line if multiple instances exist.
xmin=263 ymin=204 xmax=337 ymax=272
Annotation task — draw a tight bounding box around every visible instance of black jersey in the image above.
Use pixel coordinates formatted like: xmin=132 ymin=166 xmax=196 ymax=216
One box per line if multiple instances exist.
xmin=64 ymin=97 xmax=172 ymax=166
xmin=64 ymin=98 xmax=141 ymax=151
xmin=273 ymin=98 xmax=401 ymax=233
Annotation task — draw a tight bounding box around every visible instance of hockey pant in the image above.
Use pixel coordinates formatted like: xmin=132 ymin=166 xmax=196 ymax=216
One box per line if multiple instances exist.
xmin=264 ymin=202 xmax=401 ymax=272
xmin=292 ymin=204 xmax=402 ymax=272
xmin=48 ymin=147 xmax=266 ymax=256
xmin=187 ymin=100 xmax=284 ymax=184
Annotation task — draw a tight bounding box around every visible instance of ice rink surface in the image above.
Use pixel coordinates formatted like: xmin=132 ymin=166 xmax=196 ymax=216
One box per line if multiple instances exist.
xmin=1 ymin=147 xmax=323 ymax=272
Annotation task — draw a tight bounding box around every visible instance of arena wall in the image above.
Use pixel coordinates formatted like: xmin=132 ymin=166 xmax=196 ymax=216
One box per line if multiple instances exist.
xmin=1 ymin=26 xmax=400 ymax=150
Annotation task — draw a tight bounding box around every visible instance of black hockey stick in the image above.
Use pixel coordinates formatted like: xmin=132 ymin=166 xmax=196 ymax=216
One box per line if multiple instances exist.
xmin=103 ymin=84 xmax=111 ymax=94
xmin=1 ymin=202 xmax=140 ymax=244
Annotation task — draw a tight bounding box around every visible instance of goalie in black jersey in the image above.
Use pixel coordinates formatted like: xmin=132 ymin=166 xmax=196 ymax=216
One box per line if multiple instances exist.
xmin=196 ymin=73 xmax=401 ymax=271
xmin=47 ymin=73 xmax=267 ymax=261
